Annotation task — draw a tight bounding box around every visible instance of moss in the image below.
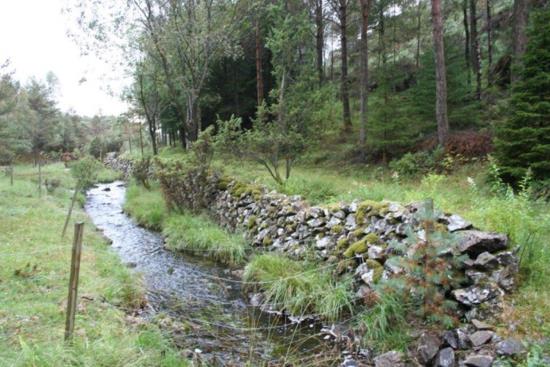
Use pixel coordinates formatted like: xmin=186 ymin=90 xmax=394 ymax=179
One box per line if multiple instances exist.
xmin=365 ymin=232 xmax=380 ymax=244
xmin=247 ymin=215 xmax=257 ymax=230
xmin=229 ymin=181 xmax=263 ymax=201
xmin=331 ymin=224 xmax=344 ymax=234
xmin=434 ymin=222 xmax=448 ymax=233
xmin=217 ymin=175 xmax=232 ymax=190
xmin=262 ymin=236 xmax=273 ymax=246
xmin=337 ymin=238 xmax=349 ymax=250
xmin=355 ymin=200 xmax=389 ymax=224
xmin=336 ymin=259 xmax=355 ymax=274
xmin=344 ymin=239 xmax=369 ymax=257
xmin=353 ymin=227 xmax=366 ymax=238
xmin=285 ymin=223 xmax=297 ymax=232
xmin=365 ymin=259 xmax=384 ymax=283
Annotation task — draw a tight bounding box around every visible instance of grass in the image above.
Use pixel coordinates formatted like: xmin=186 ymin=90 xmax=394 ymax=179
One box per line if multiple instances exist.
xmin=124 ymin=182 xmax=167 ymax=231
xmin=0 ymin=163 xmax=187 ymax=366
xmin=243 ymin=254 xmax=354 ymax=321
xmin=124 ymin=182 xmax=247 ymax=266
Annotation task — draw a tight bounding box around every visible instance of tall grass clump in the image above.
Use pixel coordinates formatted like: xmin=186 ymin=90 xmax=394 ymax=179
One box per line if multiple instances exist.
xmin=163 ymin=212 xmax=247 ymax=266
xmin=124 ymin=182 xmax=167 ymax=231
xmin=243 ymin=254 xmax=354 ymax=321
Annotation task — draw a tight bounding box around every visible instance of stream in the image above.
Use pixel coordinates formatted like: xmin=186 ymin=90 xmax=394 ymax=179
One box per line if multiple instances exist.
xmin=85 ymin=181 xmax=330 ymax=366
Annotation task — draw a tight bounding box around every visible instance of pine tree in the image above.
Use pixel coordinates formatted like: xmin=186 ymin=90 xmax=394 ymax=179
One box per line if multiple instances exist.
xmin=494 ymin=8 xmax=550 ymax=185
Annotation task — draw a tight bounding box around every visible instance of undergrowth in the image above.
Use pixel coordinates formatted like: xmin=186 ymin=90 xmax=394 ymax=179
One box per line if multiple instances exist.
xmin=124 ymin=182 xmax=167 ymax=231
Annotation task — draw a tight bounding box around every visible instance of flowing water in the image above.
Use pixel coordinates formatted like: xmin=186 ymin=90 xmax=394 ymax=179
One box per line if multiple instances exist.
xmin=85 ymin=181 xmax=329 ymax=366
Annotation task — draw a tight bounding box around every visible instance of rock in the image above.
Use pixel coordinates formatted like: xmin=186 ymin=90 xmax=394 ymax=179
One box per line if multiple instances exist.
xmin=471 ymin=319 xmax=493 ymax=331
xmin=315 ymin=236 xmax=332 ymax=250
xmin=447 ymin=214 xmax=473 ymax=232
xmin=416 ymin=332 xmax=441 ymax=364
xmin=474 ymin=252 xmax=499 ymax=270
xmin=249 ymin=293 xmax=263 ymax=307
xmin=495 ymin=339 xmax=524 ymax=356
xmin=457 ymin=230 xmax=508 ymax=257
xmin=495 ymin=251 xmax=518 ymax=266
xmin=374 ymin=351 xmax=404 ymax=367
xmin=341 ymin=357 xmax=358 ymax=367
xmin=443 ymin=330 xmax=459 ymax=349
xmin=469 ymin=330 xmax=494 ymax=347
xmin=368 ymin=245 xmax=385 ymax=261
xmin=452 ymin=283 xmax=502 ymax=306
xmin=434 ymin=347 xmax=456 ymax=367
xmin=327 ymin=216 xmax=342 ymax=229
xmin=307 ymin=218 xmax=325 ymax=228
xmin=490 ymin=266 xmax=516 ymax=292
xmin=456 ymin=329 xmax=471 ymax=350
xmin=462 ymin=354 xmax=493 ymax=367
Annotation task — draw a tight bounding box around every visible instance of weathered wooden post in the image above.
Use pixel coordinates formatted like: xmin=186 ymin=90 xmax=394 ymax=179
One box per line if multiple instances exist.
xmin=65 ymin=222 xmax=84 ymax=342
xmin=62 ymin=185 xmax=80 ymax=238
xmin=38 ymin=159 xmax=42 ymax=197
xmin=9 ymin=165 xmax=13 ymax=186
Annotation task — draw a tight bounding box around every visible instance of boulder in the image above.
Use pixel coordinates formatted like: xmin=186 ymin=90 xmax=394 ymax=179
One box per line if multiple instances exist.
xmin=495 ymin=339 xmax=524 ymax=356
xmin=469 ymin=330 xmax=494 ymax=347
xmin=471 ymin=319 xmax=493 ymax=331
xmin=462 ymin=354 xmax=493 ymax=367
xmin=374 ymin=351 xmax=404 ymax=367
xmin=434 ymin=347 xmax=455 ymax=367
xmin=416 ymin=332 xmax=441 ymax=365
xmin=446 ymin=214 xmax=473 ymax=232
xmin=457 ymin=231 xmax=508 ymax=257
xmin=452 ymin=283 xmax=502 ymax=306
xmin=474 ymin=252 xmax=499 ymax=270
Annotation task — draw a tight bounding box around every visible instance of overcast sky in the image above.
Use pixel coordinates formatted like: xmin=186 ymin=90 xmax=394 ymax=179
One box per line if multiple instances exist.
xmin=0 ymin=0 xmax=130 ymax=117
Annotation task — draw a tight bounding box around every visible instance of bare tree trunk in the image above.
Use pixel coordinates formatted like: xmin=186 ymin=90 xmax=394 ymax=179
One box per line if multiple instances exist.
xmin=139 ymin=123 xmax=144 ymax=157
xmin=511 ymin=0 xmax=528 ymax=83
xmin=463 ymin=0 xmax=471 ymax=85
xmin=358 ymin=0 xmax=371 ymax=160
xmin=431 ymin=0 xmax=450 ymax=145
xmin=486 ymin=0 xmax=493 ymax=86
xmin=330 ymin=50 xmax=334 ymax=81
xmin=255 ymin=18 xmax=264 ymax=106
xmin=314 ymin=0 xmax=324 ymax=85
xmin=337 ymin=0 xmax=352 ymax=131
xmin=470 ymin=0 xmax=482 ymax=99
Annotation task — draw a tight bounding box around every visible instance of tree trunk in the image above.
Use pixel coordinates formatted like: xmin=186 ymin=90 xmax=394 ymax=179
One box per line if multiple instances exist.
xmin=255 ymin=18 xmax=264 ymax=106
xmin=358 ymin=0 xmax=371 ymax=160
xmin=470 ymin=0 xmax=481 ymax=99
xmin=338 ymin=0 xmax=352 ymax=131
xmin=463 ymin=0 xmax=471 ymax=85
xmin=315 ymin=0 xmax=324 ymax=85
xmin=431 ymin=0 xmax=450 ymax=146
xmin=486 ymin=0 xmax=493 ymax=86
xmin=511 ymin=0 xmax=528 ymax=83
xmin=415 ymin=0 xmax=422 ymax=69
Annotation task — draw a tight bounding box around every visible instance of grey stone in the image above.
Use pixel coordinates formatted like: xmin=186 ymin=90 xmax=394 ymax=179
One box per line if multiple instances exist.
xmin=368 ymin=245 xmax=385 ymax=261
xmin=456 ymin=329 xmax=471 ymax=350
xmin=340 ymin=358 xmax=357 ymax=367
xmin=469 ymin=330 xmax=494 ymax=347
xmin=471 ymin=319 xmax=493 ymax=331
xmin=434 ymin=347 xmax=455 ymax=367
xmin=452 ymin=284 xmax=502 ymax=306
xmin=315 ymin=236 xmax=332 ymax=250
xmin=416 ymin=332 xmax=441 ymax=364
xmin=447 ymin=214 xmax=473 ymax=232
xmin=462 ymin=354 xmax=493 ymax=367
xmin=495 ymin=339 xmax=524 ymax=356
xmin=374 ymin=351 xmax=404 ymax=367
xmin=457 ymin=230 xmax=508 ymax=257
xmin=495 ymin=251 xmax=518 ymax=266
xmin=327 ymin=216 xmax=342 ymax=229
xmin=490 ymin=266 xmax=516 ymax=292
xmin=474 ymin=252 xmax=499 ymax=270
xmin=443 ymin=330 xmax=459 ymax=349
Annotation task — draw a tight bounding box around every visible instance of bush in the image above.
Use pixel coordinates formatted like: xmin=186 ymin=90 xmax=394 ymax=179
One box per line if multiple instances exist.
xmin=132 ymin=157 xmax=152 ymax=189
xmin=70 ymin=156 xmax=102 ymax=189
xmin=389 ymin=148 xmax=446 ymax=177
xmin=0 ymin=145 xmax=15 ymax=165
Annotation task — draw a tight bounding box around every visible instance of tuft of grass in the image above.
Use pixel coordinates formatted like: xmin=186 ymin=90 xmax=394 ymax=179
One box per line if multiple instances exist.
xmin=243 ymin=254 xmax=354 ymax=321
xmin=0 ymin=163 xmax=188 ymax=366
xmin=356 ymin=290 xmax=411 ymax=352
xmin=124 ymin=182 xmax=167 ymax=231
xmin=163 ymin=212 xmax=248 ymax=266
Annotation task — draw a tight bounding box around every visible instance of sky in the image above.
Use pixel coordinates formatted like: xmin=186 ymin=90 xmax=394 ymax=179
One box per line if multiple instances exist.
xmin=0 ymin=0 xmax=130 ymax=117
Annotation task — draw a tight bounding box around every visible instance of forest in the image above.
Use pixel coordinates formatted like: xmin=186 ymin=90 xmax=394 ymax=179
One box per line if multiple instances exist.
xmin=0 ymin=0 xmax=549 ymax=366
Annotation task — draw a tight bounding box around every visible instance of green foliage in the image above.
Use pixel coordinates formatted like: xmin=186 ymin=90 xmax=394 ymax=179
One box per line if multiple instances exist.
xmin=69 ymin=156 xmax=102 ymax=189
xmin=494 ymin=9 xmax=550 ymax=186
xmin=244 ymin=254 xmax=354 ymax=320
xmin=389 ymin=147 xmax=446 ymax=177
xmin=132 ymin=156 xmax=152 ymax=189
xmin=163 ymin=212 xmax=247 ymax=266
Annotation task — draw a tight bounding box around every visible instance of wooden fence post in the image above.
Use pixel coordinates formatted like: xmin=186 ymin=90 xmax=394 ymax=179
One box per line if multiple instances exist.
xmin=38 ymin=160 xmax=42 ymax=198
xmin=64 ymin=222 xmax=84 ymax=342
xmin=10 ymin=165 xmax=13 ymax=186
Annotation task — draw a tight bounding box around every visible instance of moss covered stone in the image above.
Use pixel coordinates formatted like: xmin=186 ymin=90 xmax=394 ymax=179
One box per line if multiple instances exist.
xmin=353 ymin=227 xmax=366 ymax=238
xmin=217 ymin=175 xmax=232 ymax=190
xmin=355 ymin=200 xmax=389 ymax=224
xmin=364 ymin=232 xmax=379 ymax=244
xmin=343 ymin=239 xmax=369 ymax=257
xmin=262 ymin=236 xmax=273 ymax=246
xmin=230 ymin=181 xmax=263 ymax=201
xmin=247 ymin=215 xmax=257 ymax=230
xmin=331 ymin=224 xmax=344 ymax=234
xmin=337 ymin=238 xmax=349 ymax=250
xmin=365 ymin=259 xmax=383 ymax=283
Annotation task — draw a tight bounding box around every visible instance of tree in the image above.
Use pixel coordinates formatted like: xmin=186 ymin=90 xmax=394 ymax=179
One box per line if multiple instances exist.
xmin=134 ymin=61 xmax=162 ymax=155
xmin=511 ymin=0 xmax=529 ymax=83
xmin=329 ymin=0 xmax=352 ymax=131
xmin=430 ymin=0 xmax=449 ymax=145
xmin=310 ymin=0 xmax=325 ymax=85
xmin=494 ymin=8 xmax=550 ymax=185
xmin=469 ymin=0 xmax=481 ymax=99
xmin=358 ymin=0 xmax=371 ymax=159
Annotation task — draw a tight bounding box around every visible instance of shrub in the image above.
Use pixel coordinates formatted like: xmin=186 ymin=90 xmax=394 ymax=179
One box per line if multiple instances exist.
xmin=132 ymin=157 xmax=152 ymax=189
xmin=70 ymin=156 xmax=102 ymax=189
xmin=389 ymin=147 xmax=446 ymax=177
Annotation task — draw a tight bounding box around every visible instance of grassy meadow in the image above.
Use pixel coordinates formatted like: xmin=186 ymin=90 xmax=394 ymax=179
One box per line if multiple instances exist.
xmin=0 ymin=163 xmax=187 ymax=366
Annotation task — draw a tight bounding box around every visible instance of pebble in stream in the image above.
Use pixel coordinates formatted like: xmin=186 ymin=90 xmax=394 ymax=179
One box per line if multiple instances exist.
xmin=85 ymin=181 xmax=325 ymax=366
